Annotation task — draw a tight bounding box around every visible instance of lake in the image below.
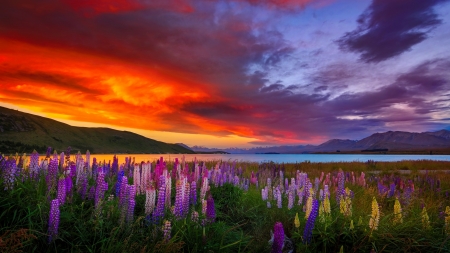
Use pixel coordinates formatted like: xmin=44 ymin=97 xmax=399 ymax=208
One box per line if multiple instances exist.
xmin=88 ymin=154 xmax=450 ymax=164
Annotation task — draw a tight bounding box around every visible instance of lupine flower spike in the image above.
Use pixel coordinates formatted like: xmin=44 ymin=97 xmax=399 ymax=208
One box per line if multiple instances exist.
xmin=422 ymin=207 xmax=430 ymax=230
xmin=369 ymin=197 xmax=379 ymax=231
xmin=393 ymin=197 xmax=403 ymax=225
xmin=271 ymin=222 xmax=284 ymax=253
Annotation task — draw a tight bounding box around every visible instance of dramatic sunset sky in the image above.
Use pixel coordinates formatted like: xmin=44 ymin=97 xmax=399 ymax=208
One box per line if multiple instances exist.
xmin=1 ymin=0 xmax=449 ymax=148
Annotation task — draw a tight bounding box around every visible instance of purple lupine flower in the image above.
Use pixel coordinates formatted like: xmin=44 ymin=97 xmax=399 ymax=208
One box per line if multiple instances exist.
xmin=303 ymin=199 xmax=319 ymax=244
xmin=46 ymin=158 xmax=59 ymax=195
xmin=206 ymin=196 xmax=216 ymax=223
xmin=86 ymin=185 xmax=94 ymax=200
xmin=127 ymin=188 xmax=136 ymax=224
xmin=116 ymin=170 xmax=125 ymax=197
xmin=95 ymin=172 xmax=106 ymax=211
xmin=152 ymin=175 xmax=166 ymax=224
xmin=183 ymin=181 xmax=190 ymax=217
xmin=288 ymin=190 xmax=294 ymax=210
xmin=65 ymin=175 xmax=73 ymax=200
xmin=190 ymin=181 xmax=197 ymax=205
xmin=272 ymin=222 xmax=284 ymax=253
xmin=388 ymin=182 xmax=395 ymax=198
xmin=3 ymin=158 xmax=17 ymax=190
xmin=174 ymin=180 xmax=184 ymax=219
xmin=276 ymin=187 xmax=282 ymax=209
xmin=57 ymin=176 xmax=66 ymax=205
xmin=77 ymin=171 xmax=87 ymax=200
xmin=48 ymin=199 xmax=60 ymax=242
xmin=336 ymin=170 xmax=345 ymax=203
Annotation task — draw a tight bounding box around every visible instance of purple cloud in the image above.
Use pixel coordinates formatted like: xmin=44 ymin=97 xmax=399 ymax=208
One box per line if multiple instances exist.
xmin=337 ymin=0 xmax=448 ymax=63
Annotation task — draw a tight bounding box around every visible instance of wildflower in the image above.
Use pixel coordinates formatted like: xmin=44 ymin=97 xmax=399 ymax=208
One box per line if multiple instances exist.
xmin=145 ymin=184 xmax=156 ymax=216
xmin=323 ymin=196 xmax=331 ymax=214
xmin=57 ymin=176 xmax=66 ymax=205
xmin=46 ymin=158 xmax=58 ymax=195
xmin=206 ymin=196 xmax=216 ymax=223
xmin=48 ymin=199 xmax=60 ymax=242
xmin=153 ymin=175 xmax=166 ymax=224
xmin=276 ymin=187 xmax=282 ymax=209
xmin=163 ymin=220 xmax=171 ymax=242
xmin=369 ymin=197 xmax=379 ymax=231
xmin=288 ymin=190 xmax=294 ymax=210
xmin=190 ymin=181 xmax=197 ymax=205
xmin=393 ymin=197 xmax=403 ymax=225
xmin=272 ymin=222 xmax=284 ymax=253
xmin=421 ymin=207 xmax=430 ymax=230
xmin=303 ymin=199 xmax=319 ymax=244
xmin=294 ymin=213 xmax=300 ymax=228
xmin=127 ymin=185 xmax=136 ymax=223
xmin=305 ymin=190 xmax=313 ymax=219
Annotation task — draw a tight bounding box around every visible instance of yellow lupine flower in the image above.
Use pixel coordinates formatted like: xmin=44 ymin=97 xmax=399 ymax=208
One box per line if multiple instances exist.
xmin=421 ymin=207 xmax=430 ymax=230
xmin=305 ymin=194 xmax=312 ymax=220
xmin=369 ymin=197 xmax=379 ymax=231
xmin=324 ymin=196 xmax=331 ymax=214
xmin=294 ymin=212 xmax=300 ymax=228
xmin=393 ymin=197 xmax=403 ymax=225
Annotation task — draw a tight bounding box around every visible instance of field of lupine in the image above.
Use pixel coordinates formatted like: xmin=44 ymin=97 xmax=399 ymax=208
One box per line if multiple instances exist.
xmin=1 ymin=148 xmax=450 ymax=252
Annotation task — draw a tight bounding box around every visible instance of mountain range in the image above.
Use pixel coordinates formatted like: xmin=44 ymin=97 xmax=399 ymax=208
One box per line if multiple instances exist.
xmin=188 ymin=129 xmax=450 ymax=154
xmin=1 ymin=106 xmax=449 ymax=154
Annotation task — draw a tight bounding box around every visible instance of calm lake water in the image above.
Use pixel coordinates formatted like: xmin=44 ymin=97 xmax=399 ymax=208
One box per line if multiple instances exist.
xmin=89 ymin=154 xmax=450 ymax=164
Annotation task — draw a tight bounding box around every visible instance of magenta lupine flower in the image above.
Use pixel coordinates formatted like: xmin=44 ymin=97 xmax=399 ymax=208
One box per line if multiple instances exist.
xmin=57 ymin=176 xmax=66 ymax=205
xmin=206 ymin=196 xmax=216 ymax=223
xmin=46 ymin=158 xmax=59 ymax=195
xmin=303 ymin=199 xmax=319 ymax=244
xmin=152 ymin=175 xmax=166 ymax=223
xmin=48 ymin=199 xmax=60 ymax=242
xmin=272 ymin=222 xmax=284 ymax=253
xmin=190 ymin=181 xmax=197 ymax=205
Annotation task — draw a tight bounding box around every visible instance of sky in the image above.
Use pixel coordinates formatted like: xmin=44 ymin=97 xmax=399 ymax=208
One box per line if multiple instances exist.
xmin=1 ymin=0 xmax=450 ymax=148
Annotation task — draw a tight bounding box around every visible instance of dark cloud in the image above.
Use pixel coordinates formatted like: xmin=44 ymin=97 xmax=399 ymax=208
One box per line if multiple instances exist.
xmin=0 ymin=69 xmax=103 ymax=95
xmin=337 ymin=0 xmax=448 ymax=63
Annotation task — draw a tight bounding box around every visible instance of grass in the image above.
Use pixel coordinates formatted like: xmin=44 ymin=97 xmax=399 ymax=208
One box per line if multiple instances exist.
xmin=1 ymin=155 xmax=450 ymax=252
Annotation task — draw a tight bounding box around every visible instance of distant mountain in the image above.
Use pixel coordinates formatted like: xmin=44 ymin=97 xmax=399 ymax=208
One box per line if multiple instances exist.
xmin=0 ymin=106 xmax=194 ymax=154
xmin=350 ymin=130 xmax=450 ymax=151
xmin=315 ymin=139 xmax=357 ymax=152
xmin=189 ymin=130 xmax=450 ymax=154
xmin=190 ymin=145 xmax=312 ymax=154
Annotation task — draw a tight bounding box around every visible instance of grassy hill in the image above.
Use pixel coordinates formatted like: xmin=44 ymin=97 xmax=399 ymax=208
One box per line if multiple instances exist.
xmin=0 ymin=106 xmax=194 ymax=154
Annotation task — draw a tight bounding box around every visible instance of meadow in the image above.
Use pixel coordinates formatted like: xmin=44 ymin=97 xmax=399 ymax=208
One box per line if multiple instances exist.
xmin=1 ymin=149 xmax=450 ymax=253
